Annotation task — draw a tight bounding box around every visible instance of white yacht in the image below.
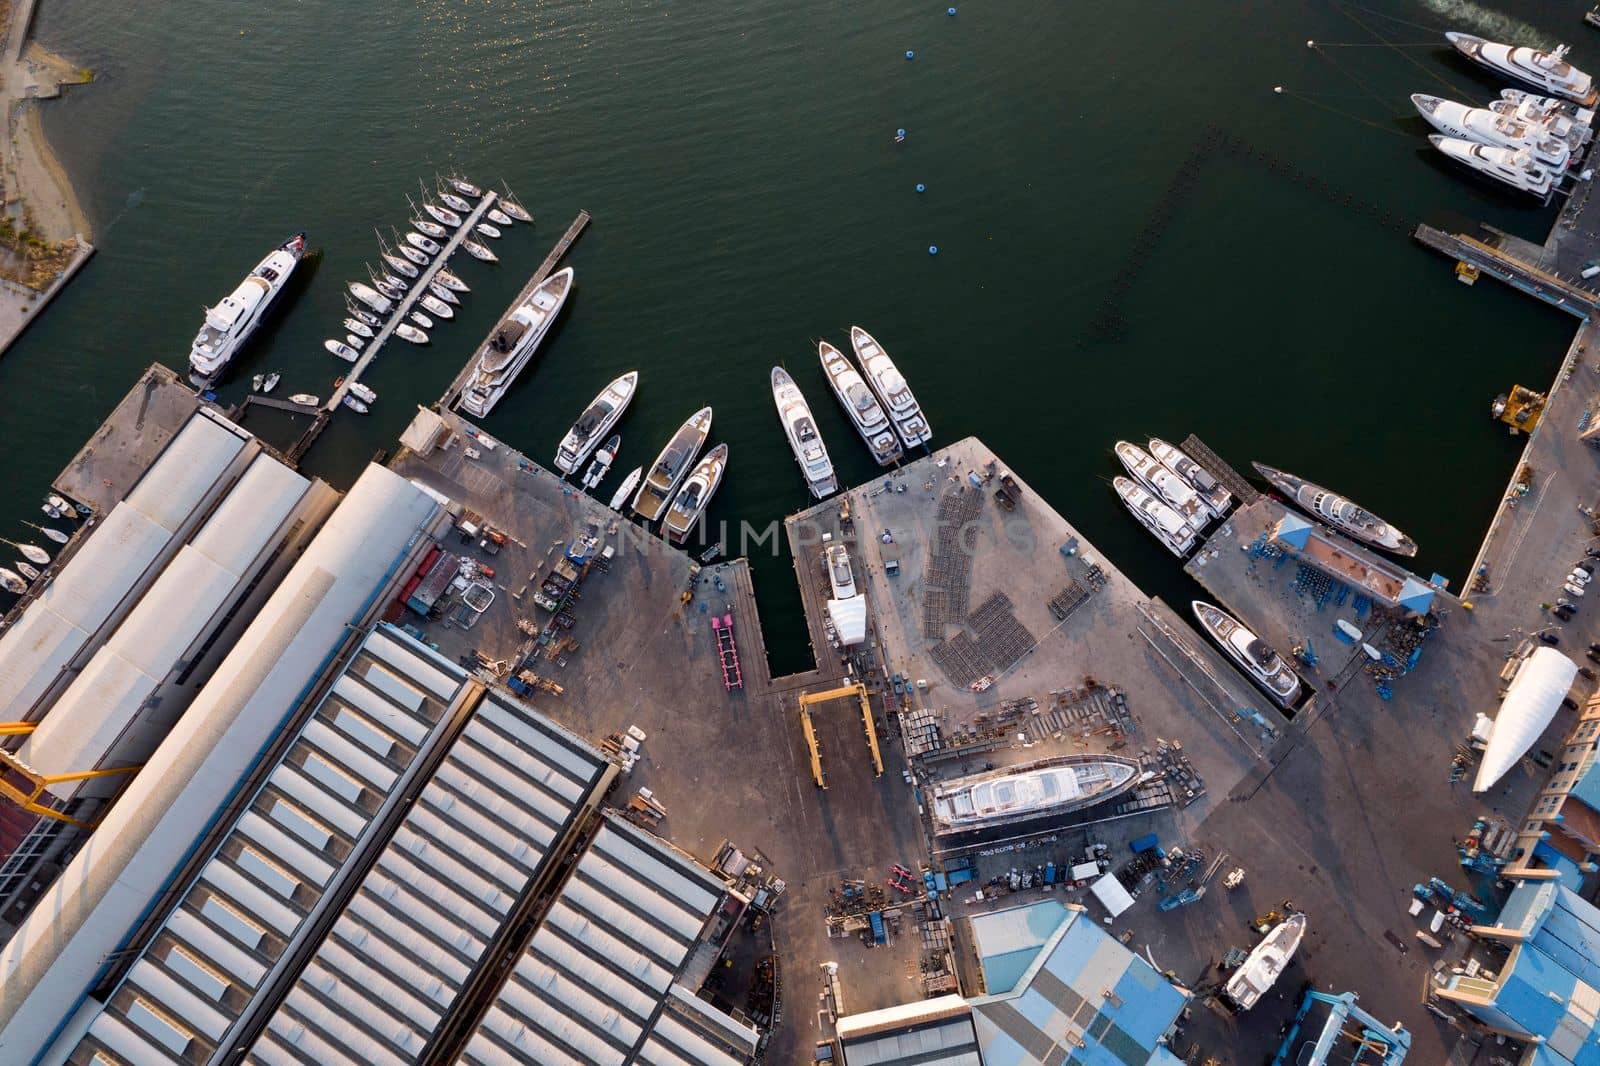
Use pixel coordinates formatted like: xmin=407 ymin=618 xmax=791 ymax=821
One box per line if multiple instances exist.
xmin=1447 ymin=33 xmax=1595 ymax=105
xmin=1224 ymin=912 xmax=1306 ymax=1011
xmin=1113 ymin=475 xmax=1198 ymax=557
xmin=663 ymin=443 xmax=727 ymax=545
xmin=1192 ymin=601 xmax=1301 ymax=708
xmin=609 ymin=467 xmax=643 ymax=512
xmin=851 ymin=326 xmax=931 ymax=448
xmin=1149 ymin=438 xmax=1231 ymax=518
xmin=1495 ymin=89 xmax=1594 ymax=144
xmin=633 ymin=407 xmax=713 ymax=523
xmin=1114 ymin=441 xmax=1208 ymax=528
xmin=1252 ymin=462 xmax=1417 ymax=556
xmin=458 ymin=267 xmax=574 ymax=419
xmin=772 ymin=367 xmax=838 ymax=498
xmin=1411 ymin=94 xmax=1571 ymax=170
xmin=554 ymin=371 xmax=638 ymax=475
xmin=189 ymin=232 xmax=306 ymax=385
xmin=825 ymin=543 xmax=856 ymax=600
xmin=1427 ymin=135 xmax=1556 ymax=200
xmin=931 ymin=754 xmax=1144 ymax=833
xmin=820 ymin=341 xmax=902 ymax=466
xmin=581 ymin=435 xmax=620 ymax=491
xmin=348 ymin=281 xmax=392 ymax=315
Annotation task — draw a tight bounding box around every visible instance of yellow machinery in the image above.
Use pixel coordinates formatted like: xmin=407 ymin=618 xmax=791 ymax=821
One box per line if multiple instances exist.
xmin=796 ymin=681 xmax=884 ymax=789
xmin=0 ymin=722 xmax=142 ymax=830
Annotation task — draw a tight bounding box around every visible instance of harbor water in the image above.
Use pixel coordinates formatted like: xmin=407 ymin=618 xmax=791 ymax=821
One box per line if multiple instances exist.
xmin=0 ymin=0 xmax=1584 ymax=674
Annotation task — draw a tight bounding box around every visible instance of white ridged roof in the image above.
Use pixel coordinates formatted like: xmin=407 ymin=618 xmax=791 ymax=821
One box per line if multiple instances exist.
xmin=190 ymin=455 xmax=310 ymax=575
xmin=1 ymin=465 xmax=443 ymax=1066
xmin=1476 ymin=646 xmax=1579 ymax=791
xmin=123 ymin=414 xmax=248 ymax=532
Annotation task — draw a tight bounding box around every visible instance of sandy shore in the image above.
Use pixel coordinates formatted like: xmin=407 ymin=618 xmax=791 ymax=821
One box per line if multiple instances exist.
xmin=2 ymin=31 xmax=92 ymax=245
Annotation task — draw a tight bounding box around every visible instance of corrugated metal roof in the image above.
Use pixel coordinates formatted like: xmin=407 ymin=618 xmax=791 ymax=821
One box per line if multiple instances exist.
xmin=190 ymin=455 xmax=310 ymax=575
xmin=124 ymin=414 xmax=247 ymax=533
xmin=0 ymin=465 xmax=444 ymax=1063
xmin=248 ymin=691 xmax=609 ymax=1066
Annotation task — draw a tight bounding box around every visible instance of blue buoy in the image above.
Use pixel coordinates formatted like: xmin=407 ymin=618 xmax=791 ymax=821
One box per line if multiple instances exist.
xmin=905 ymin=49 xmax=915 ymax=59
xmin=928 ymin=245 xmax=939 ymax=255
xmin=915 ymin=183 xmax=926 ymax=193
xmin=896 ymin=127 xmax=906 ymax=138
xmin=948 ymin=6 xmax=957 ymax=14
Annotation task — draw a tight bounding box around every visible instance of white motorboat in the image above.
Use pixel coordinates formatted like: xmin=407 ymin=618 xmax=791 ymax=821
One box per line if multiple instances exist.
xmin=475 ymin=221 xmax=502 ymax=239
xmin=663 ymin=443 xmax=728 ymax=545
xmin=325 ymin=339 xmax=359 ymax=362
xmin=463 ymin=239 xmax=497 ymax=262
xmin=820 ymin=340 xmax=903 ymax=466
xmin=1427 ymin=134 xmax=1556 ymax=200
xmin=14 ymin=560 xmax=40 ymax=582
xmin=500 ymin=199 xmax=532 ymax=223
xmin=407 ymin=310 xmax=434 ymax=330
xmin=287 ymin=393 xmax=320 ymax=407
xmin=419 ymin=294 xmax=454 ymax=319
xmin=424 ymin=202 xmax=462 ymax=227
xmin=349 ymin=305 xmax=381 ymax=328
xmin=343 ymin=317 xmax=374 ymax=339
xmin=383 ymin=252 xmax=420 ymax=278
xmin=345 ymin=333 xmax=365 ymax=350
xmin=1496 ymin=88 xmax=1595 ymax=140
xmin=825 ymin=543 xmax=856 ymax=599
xmin=1447 ymin=32 xmax=1596 ymax=105
xmin=582 ymin=434 xmax=620 ymax=490
xmin=427 ymin=282 xmax=460 ymax=305
xmin=252 ymin=373 xmax=264 ymax=392
xmin=931 ymin=754 xmax=1144 ymax=832
xmin=1113 ymin=475 xmax=1198 ymax=557
xmin=609 ymin=466 xmax=643 ymax=511
xmin=450 ymin=177 xmax=483 ymax=198
xmin=1252 ymin=462 xmax=1417 ymax=556
xmin=1192 ymin=601 xmax=1301 ymax=708
xmin=554 ymin=371 xmax=639 ymax=475
xmin=42 ymin=494 xmax=73 ymax=520
xmin=342 ymin=395 xmax=370 ymax=414
xmin=412 ymin=217 xmax=448 ymax=239
xmin=487 ymin=208 xmax=514 ymax=226
xmin=1149 ymin=438 xmax=1232 ymax=518
xmin=458 ymin=267 xmax=573 ymax=418
xmin=1224 ymin=913 xmax=1306 ymax=1011
xmin=397 ymin=244 xmax=428 ymax=266
xmin=348 ymin=381 xmax=377 ymax=404
xmin=435 ymin=268 xmax=469 ymax=293
xmin=851 ymin=326 xmax=931 ymax=448
xmin=396 ymin=323 xmax=430 ymax=345
xmin=1411 ymin=94 xmax=1571 ymax=170
xmin=440 ymin=191 xmax=472 ymax=213
xmin=189 ymin=232 xmax=307 ymax=385
xmin=1114 ymin=440 xmax=1208 ymax=528
xmin=772 ymin=366 xmax=838 ymax=498
xmin=0 ymin=568 xmax=26 ymax=595
xmin=261 ymin=371 xmax=280 ymax=393
xmin=633 ymin=406 xmax=713 ymax=522
xmin=405 ymin=232 xmax=442 ymax=256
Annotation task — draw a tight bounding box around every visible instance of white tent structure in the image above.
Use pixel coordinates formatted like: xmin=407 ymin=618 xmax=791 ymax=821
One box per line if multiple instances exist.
xmin=1475 ymin=646 xmax=1578 ymax=792
xmin=828 ymin=596 xmax=869 ymax=647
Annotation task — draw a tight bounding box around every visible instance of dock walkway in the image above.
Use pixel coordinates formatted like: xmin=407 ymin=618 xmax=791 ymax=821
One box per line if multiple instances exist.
xmin=1413 ymin=225 xmax=1600 ymax=319
xmin=439 ymin=210 xmax=590 ymax=411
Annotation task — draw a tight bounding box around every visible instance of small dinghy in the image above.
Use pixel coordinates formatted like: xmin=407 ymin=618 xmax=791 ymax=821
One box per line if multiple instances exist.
xmin=342 ymin=395 xmax=369 ymax=414
xmin=325 ymin=339 xmax=359 ymax=361
xmin=439 ymin=191 xmax=472 ymax=213
xmin=424 ymin=202 xmax=462 ymax=227
xmin=262 ymin=371 xmax=280 ymax=393
xmin=412 ymin=217 xmax=448 ymax=239
xmin=582 ymin=434 xmax=621 ymax=490
xmin=435 ymin=268 xmax=469 ymax=292
xmin=21 ymin=522 xmax=69 ymax=545
xmin=405 ymin=232 xmax=441 ymax=256
xmin=383 ymin=252 xmax=419 ymax=278
xmin=427 ymin=282 xmax=460 ymax=305
xmin=500 ymin=200 xmax=532 ymax=223
xmin=463 ymin=239 xmax=497 ymax=262
xmin=14 ymin=560 xmax=39 ymax=581
xmin=288 ymin=393 xmax=320 ymax=407
xmin=343 ymin=317 xmax=374 ymax=339
xmin=396 ymin=323 xmax=430 ymax=345
xmin=0 ymin=568 xmax=26 ymax=595
xmin=487 ymin=208 xmax=513 ymax=226
xmin=419 ymin=294 xmax=454 ymax=319
xmin=398 ymin=244 xmax=428 ymax=266
xmin=409 ymin=309 xmax=434 ymax=330
xmin=450 ymin=177 xmax=482 ymax=198
xmin=345 ymin=333 xmax=365 ymax=350
xmin=252 ymin=373 xmax=264 ymax=392
xmin=475 ymin=221 xmax=501 ymax=239
xmin=349 ymin=381 xmax=377 ymax=404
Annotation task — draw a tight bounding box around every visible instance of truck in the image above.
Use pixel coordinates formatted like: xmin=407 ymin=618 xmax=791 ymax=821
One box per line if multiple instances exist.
xmin=868 ymin=911 xmax=886 ymax=946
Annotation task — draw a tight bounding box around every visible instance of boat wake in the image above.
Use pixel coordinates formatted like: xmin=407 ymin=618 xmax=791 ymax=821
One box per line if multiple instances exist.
xmin=1420 ymin=0 xmax=1551 ymax=51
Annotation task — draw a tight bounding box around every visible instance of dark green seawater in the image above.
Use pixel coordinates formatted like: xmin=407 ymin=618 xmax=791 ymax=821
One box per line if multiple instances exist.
xmin=0 ymin=0 xmax=1587 ymax=674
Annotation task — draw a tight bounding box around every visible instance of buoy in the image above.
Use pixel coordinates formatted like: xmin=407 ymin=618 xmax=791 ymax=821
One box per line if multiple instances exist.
xmin=1306 ymin=39 xmax=1315 ymax=47
xmin=928 ymin=245 xmax=939 ymax=255
xmin=916 ymin=183 xmax=926 ymax=193
xmin=948 ymin=6 xmax=957 ymax=14
xmin=1274 ymin=85 xmax=1284 ymax=94
xmin=906 ymin=50 xmax=916 ymax=59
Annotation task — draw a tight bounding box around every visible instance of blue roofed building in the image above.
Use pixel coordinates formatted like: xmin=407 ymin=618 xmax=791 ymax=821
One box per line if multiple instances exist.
xmin=1437 ymin=875 xmax=1600 ymax=1064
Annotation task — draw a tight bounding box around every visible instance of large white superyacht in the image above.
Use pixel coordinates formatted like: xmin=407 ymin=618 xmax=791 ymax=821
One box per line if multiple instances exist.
xmin=1411 ymin=94 xmax=1571 ymax=170
xmin=1113 ymin=476 xmax=1199 ymax=557
xmin=1192 ymin=601 xmax=1301 ymax=708
xmin=1251 ymin=462 xmax=1417 ymax=556
xmin=820 ymin=341 xmax=902 ymax=466
xmin=1114 ymin=440 xmax=1209 ymax=528
xmin=189 ymin=232 xmax=306 ymax=385
xmin=1426 ymin=135 xmax=1556 ymax=201
xmin=771 ymin=367 xmax=837 ymax=499
xmin=458 ymin=267 xmax=574 ymax=418
xmin=1446 ymin=33 xmax=1596 ymax=105
xmin=850 ymin=326 xmax=931 ymax=449
xmin=554 ymin=371 xmax=638 ymax=475
xmin=931 ymin=754 xmax=1144 ymax=834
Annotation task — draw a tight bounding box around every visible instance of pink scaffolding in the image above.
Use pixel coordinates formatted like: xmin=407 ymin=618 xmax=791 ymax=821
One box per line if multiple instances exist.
xmin=711 ymin=612 xmax=743 ymax=690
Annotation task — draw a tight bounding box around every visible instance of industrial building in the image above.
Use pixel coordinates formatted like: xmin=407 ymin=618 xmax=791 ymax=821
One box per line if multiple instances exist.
xmin=835 ymin=996 xmax=980 ymax=1066
xmin=1516 ymin=687 xmax=1600 ymax=880
xmin=1270 ymin=513 xmax=1437 ymax=614
xmin=1437 ymin=874 xmax=1600 ymax=1064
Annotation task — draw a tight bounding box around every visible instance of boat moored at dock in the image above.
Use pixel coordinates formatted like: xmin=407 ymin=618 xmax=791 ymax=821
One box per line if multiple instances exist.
xmin=662 ymin=442 xmax=728 ymax=545
xmin=1113 ymin=475 xmax=1199 ymax=557
xmin=1115 ymin=440 xmax=1208 ymax=528
xmin=554 ymin=371 xmax=638 ymax=475
xmin=189 ymin=232 xmax=306 ymax=385
xmin=1494 ymin=89 xmax=1595 ymax=143
xmin=931 ymin=754 xmax=1144 ymax=833
xmin=459 ymin=267 xmax=574 ymax=419
xmin=771 ymin=367 xmax=837 ymax=498
xmin=633 ymin=406 xmax=713 ymax=523
xmin=1224 ymin=912 xmax=1307 ymax=1010
xmin=1411 ymin=94 xmax=1572 ymax=170
xmin=851 ymin=326 xmax=931 ymax=448
xmin=348 ymin=281 xmax=392 ymax=315
xmin=609 ymin=466 xmax=642 ymax=511
xmin=582 ymin=434 xmax=620 ymax=490
xmin=1192 ymin=601 xmax=1301 ymax=708
xmin=1446 ymin=32 xmax=1596 ymax=106
xmin=1251 ymin=462 xmax=1417 ymax=556
xmin=1427 ymin=135 xmax=1558 ymax=200
xmin=820 ymin=341 xmax=903 ymax=466
xmin=1149 ymin=438 xmax=1232 ymax=518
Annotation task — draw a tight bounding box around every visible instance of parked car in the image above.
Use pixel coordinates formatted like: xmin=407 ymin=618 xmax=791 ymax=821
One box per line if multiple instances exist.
xmin=1540 ymin=631 xmax=1562 ymax=645
xmin=1555 ymin=605 xmax=1575 ymax=622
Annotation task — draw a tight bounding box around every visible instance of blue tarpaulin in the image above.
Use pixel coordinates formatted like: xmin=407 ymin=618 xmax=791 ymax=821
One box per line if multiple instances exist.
xmin=1275 ymin=513 xmax=1312 ymax=550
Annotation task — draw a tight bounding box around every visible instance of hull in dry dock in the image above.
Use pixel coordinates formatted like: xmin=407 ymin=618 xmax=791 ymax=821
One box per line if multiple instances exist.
xmin=931 ymin=754 xmax=1144 ymax=834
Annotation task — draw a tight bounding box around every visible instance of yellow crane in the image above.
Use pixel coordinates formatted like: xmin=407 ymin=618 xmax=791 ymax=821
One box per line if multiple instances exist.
xmin=0 ymin=722 xmax=142 ymax=830
xmin=795 ymin=681 xmax=883 ymax=789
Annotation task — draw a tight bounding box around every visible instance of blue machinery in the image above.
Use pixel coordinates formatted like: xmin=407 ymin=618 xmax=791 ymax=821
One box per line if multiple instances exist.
xmin=1272 ymin=990 xmax=1411 ymax=1065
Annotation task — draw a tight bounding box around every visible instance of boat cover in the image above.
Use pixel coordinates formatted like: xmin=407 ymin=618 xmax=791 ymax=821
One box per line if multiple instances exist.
xmin=827 ymin=596 xmax=868 ymax=646
xmin=1476 ymin=646 xmax=1578 ymax=791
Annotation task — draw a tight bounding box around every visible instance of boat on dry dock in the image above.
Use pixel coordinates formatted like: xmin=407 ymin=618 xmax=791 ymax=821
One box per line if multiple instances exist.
xmin=772 ymin=367 xmax=837 ymax=498
xmin=554 ymin=372 xmax=638 ymax=475
xmin=632 ymin=407 xmax=713 ymax=523
xmin=459 ymin=267 xmax=574 ymax=419
xmin=931 ymin=754 xmax=1144 ymax=833
xmin=820 ymin=341 xmax=902 ymax=466
xmin=1112 ymin=475 xmax=1199 ymax=557
xmin=1251 ymin=462 xmax=1417 ymax=556
xmin=1149 ymin=438 xmax=1231 ymax=518
xmin=662 ymin=443 xmax=728 ymax=545
xmin=1192 ymin=601 xmax=1301 ymax=708
xmin=1224 ymin=912 xmax=1306 ymax=1010
xmin=1115 ymin=440 xmax=1208 ymax=528
xmin=851 ymin=326 xmax=931 ymax=448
